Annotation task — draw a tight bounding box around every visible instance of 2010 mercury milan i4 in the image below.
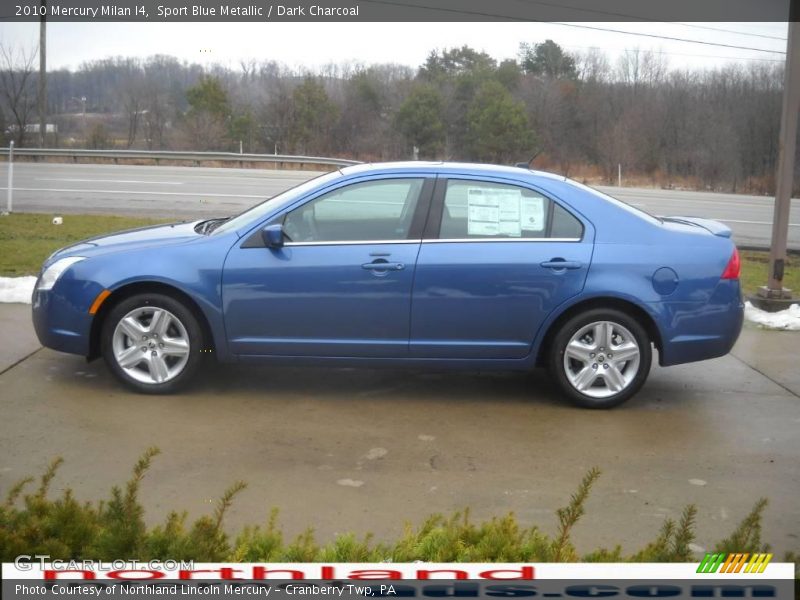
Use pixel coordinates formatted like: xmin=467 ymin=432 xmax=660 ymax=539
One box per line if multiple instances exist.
xmin=32 ymin=162 xmax=744 ymax=408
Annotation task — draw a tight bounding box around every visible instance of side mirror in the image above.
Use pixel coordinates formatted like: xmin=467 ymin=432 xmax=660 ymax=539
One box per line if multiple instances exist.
xmin=261 ymin=223 xmax=285 ymax=248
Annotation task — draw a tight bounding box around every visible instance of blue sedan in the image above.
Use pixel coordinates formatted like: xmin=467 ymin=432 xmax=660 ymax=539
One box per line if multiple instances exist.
xmin=31 ymin=162 xmax=744 ymax=408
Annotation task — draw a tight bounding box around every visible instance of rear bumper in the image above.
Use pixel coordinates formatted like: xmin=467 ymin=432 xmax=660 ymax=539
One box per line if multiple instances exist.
xmin=656 ymin=280 xmax=744 ymax=367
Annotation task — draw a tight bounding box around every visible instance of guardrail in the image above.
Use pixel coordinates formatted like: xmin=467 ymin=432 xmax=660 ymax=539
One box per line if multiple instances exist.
xmin=0 ymin=147 xmax=362 ymax=168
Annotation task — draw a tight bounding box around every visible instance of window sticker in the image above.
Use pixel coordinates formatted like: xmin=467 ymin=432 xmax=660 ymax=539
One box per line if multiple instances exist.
xmin=520 ymin=196 xmax=545 ymax=231
xmin=497 ymin=194 xmax=521 ymax=236
xmin=467 ymin=187 xmax=523 ymax=237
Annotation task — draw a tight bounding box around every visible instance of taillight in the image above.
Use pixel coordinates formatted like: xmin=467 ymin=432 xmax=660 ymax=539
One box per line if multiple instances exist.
xmin=721 ymin=247 xmax=741 ymax=280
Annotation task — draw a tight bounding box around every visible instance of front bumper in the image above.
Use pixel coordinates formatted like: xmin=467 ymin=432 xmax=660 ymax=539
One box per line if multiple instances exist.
xmin=31 ymin=278 xmax=103 ymax=357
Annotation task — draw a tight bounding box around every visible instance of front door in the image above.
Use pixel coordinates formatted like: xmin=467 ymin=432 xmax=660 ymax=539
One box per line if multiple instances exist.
xmin=223 ymin=177 xmax=432 ymax=357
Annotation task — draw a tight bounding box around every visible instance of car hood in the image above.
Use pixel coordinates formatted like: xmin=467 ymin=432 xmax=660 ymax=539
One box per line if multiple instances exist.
xmin=48 ymin=221 xmax=203 ymax=263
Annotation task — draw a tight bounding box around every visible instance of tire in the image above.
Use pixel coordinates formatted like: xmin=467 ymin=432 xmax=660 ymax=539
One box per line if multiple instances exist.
xmin=101 ymin=293 xmax=204 ymax=394
xmin=547 ymin=308 xmax=652 ymax=409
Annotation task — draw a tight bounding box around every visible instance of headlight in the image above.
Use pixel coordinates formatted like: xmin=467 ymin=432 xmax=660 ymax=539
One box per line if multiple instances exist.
xmin=37 ymin=257 xmax=86 ymax=291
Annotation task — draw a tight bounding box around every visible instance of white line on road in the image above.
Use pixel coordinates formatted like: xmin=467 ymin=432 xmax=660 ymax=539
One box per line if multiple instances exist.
xmin=37 ymin=178 xmax=184 ymax=185
xmin=2 ymin=187 xmax=264 ymax=199
xmin=720 ymin=218 xmax=800 ymax=227
xmin=635 ymin=198 xmax=781 ymax=210
xmin=629 ymin=211 xmax=799 ymax=228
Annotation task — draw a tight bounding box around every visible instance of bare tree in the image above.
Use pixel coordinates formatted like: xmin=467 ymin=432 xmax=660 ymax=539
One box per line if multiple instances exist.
xmin=118 ymin=65 xmax=145 ymax=148
xmin=575 ymin=49 xmax=611 ymax=84
xmin=141 ymin=82 xmax=171 ymax=149
xmin=0 ymin=44 xmax=38 ymax=147
xmin=617 ymin=48 xmax=644 ymax=90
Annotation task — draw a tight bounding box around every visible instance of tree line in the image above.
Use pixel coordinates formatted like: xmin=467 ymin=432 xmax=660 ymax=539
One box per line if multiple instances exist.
xmin=0 ymin=41 xmax=789 ymax=193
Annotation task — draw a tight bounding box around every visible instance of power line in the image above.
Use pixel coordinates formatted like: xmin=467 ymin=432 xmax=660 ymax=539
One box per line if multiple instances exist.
xmin=360 ymin=0 xmax=787 ymax=55
xmin=359 ymin=0 xmax=528 ymax=21
xmin=511 ymin=0 xmax=667 ymax=22
xmin=549 ymin=22 xmax=785 ymax=55
xmin=513 ymin=0 xmax=788 ymax=41
xmin=563 ymin=44 xmax=785 ymax=64
xmin=673 ymin=23 xmax=786 ymax=41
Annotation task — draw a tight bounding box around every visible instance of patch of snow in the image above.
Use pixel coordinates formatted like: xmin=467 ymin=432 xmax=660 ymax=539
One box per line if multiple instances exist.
xmin=364 ymin=447 xmax=388 ymax=460
xmin=336 ymin=478 xmax=364 ymax=488
xmin=689 ymin=478 xmax=707 ymax=486
xmin=418 ymin=434 xmax=435 ymax=442
xmin=0 ymin=276 xmax=36 ymax=304
xmin=745 ymin=301 xmax=800 ymax=331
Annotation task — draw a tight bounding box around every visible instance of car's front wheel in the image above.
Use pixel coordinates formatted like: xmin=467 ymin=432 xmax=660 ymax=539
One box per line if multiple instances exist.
xmin=548 ymin=308 xmax=652 ymax=408
xmin=101 ymin=293 xmax=203 ymax=394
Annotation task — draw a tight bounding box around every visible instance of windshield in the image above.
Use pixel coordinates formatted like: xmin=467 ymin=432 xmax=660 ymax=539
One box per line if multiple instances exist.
xmin=211 ymin=170 xmax=344 ymax=236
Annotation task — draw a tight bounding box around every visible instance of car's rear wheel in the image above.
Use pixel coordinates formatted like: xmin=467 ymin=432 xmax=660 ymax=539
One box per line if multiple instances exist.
xmin=101 ymin=293 xmax=203 ymax=394
xmin=548 ymin=308 xmax=652 ymax=408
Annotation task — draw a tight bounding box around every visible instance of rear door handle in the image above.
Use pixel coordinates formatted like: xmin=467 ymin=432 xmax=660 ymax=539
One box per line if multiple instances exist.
xmin=362 ymin=261 xmax=405 ymax=271
xmin=540 ymin=259 xmax=582 ymax=270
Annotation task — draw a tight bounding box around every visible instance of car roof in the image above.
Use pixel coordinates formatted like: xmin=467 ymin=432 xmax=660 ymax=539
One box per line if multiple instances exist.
xmin=339 ymin=161 xmax=568 ymax=183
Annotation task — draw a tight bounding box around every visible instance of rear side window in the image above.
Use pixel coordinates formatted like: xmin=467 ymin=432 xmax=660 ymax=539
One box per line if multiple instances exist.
xmin=439 ymin=180 xmax=583 ymax=240
xmin=551 ymin=202 xmax=584 ymax=239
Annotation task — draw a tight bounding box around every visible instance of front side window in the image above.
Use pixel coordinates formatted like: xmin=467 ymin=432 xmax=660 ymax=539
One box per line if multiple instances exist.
xmin=283 ymin=178 xmax=425 ymax=243
xmin=439 ymin=180 xmax=583 ymax=240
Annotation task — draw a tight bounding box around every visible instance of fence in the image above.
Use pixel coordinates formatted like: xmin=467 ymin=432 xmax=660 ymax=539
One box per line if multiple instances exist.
xmin=0 ymin=147 xmax=361 ymax=169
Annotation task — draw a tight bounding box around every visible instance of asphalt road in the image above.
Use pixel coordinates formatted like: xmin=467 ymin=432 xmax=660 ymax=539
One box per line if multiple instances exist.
xmin=0 ymin=302 xmax=798 ymax=555
xmin=1 ymin=162 xmax=799 ymax=249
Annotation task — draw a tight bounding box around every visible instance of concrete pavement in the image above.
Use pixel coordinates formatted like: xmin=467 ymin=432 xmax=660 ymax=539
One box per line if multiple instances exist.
xmin=0 ymin=303 xmax=40 ymax=374
xmin=0 ymin=303 xmax=798 ymax=557
xmin=732 ymin=327 xmax=800 ymax=399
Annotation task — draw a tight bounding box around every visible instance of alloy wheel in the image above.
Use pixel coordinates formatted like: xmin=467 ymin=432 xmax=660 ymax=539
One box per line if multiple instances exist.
xmin=562 ymin=320 xmax=641 ymax=399
xmin=111 ymin=306 xmax=191 ymax=385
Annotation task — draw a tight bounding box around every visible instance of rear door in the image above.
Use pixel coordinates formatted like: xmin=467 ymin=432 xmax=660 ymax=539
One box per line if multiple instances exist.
xmin=409 ymin=176 xmax=593 ymax=359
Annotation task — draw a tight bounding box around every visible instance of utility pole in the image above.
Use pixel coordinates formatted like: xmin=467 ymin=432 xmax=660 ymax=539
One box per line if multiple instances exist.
xmin=5 ymin=141 xmax=14 ymax=214
xmin=754 ymin=5 xmax=799 ymax=311
xmin=38 ymin=0 xmax=47 ymax=147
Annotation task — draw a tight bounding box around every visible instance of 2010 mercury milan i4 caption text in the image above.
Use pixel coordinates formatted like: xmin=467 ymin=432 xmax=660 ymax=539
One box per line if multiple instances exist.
xmin=32 ymin=162 xmax=744 ymax=408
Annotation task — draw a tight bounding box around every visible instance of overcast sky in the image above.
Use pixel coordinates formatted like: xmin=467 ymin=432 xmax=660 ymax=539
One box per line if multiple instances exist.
xmin=0 ymin=21 xmax=789 ymax=72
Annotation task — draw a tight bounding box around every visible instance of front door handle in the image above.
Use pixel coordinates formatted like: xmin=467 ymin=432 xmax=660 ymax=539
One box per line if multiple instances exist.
xmin=362 ymin=261 xmax=405 ymax=271
xmin=540 ymin=259 xmax=582 ymax=270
